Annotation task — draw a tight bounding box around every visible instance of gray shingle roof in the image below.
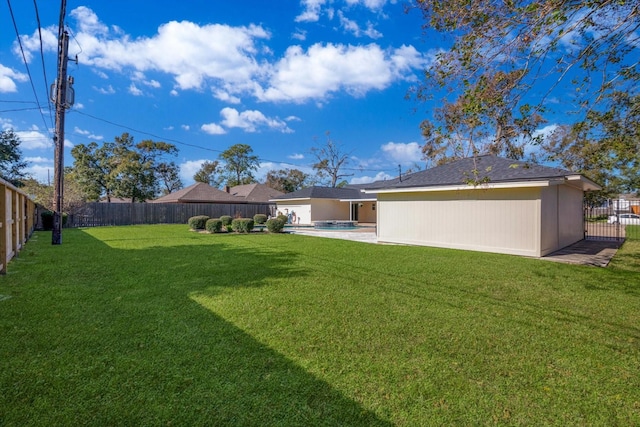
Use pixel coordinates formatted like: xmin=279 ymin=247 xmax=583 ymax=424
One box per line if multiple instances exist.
xmin=272 ymin=186 xmax=370 ymax=200
xmin=229 ymin=183 xmax=284 ymax=202
xmin=363 ymin=155 xmax=577 ymax=190
xmin=150 ymin=182 xmax=243 ymax=203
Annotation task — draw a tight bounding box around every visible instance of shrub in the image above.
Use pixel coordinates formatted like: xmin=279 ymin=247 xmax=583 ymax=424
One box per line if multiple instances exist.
xmin=188 ymin=215 xmax=209 ymax=230
xmin=277 ymin=214 xmax=288 ymax=224
xmin=253 ymin=214 xmax=268 ymax=225
xmin=220 ymin=215 xmax=233 ymax=226
xmin=40 ymin=211 xmax=68 ymax=230
xmin=266 ymin=218 xmax=285 ymax=233
xmin=231 ymin=218 xmax=254 ymax=233
xmin=205 ymin=218 xmax=223 ymax=233
xmin=225 ymin=224 xmax=233 ymax=232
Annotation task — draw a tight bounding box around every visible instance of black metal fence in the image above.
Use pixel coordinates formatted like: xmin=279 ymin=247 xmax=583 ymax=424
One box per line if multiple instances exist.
xmin=64 ymin=202 xmax=277 ymax=228
xmin=584 ymin=199 xmax=640 ymax=241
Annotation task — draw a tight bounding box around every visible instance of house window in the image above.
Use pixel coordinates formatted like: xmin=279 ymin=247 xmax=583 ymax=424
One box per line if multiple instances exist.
xmin=372 ymin=203 xmax=376 ymax=211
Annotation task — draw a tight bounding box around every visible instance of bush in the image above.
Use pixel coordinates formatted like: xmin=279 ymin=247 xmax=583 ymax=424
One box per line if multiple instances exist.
xmin=277 ymin=214 xmax=288 ymax=224
xmin=188 ymin=215 xmax=209 ymax=230
xmin=205 ymin=218 xmax=223 ymax=233
xmin=231 ymin=218 xmax=254 ymax=233
xmin=220 ymin=215 xmax=233 ymax=226
xmin=266 ymin=218 xmax=285 ymax=233
xmin=40 ymin=211 xmax=67 ymax=230
xmin=225 ymin=224 xmax=233 ymax=232
xmin=253 ymin=214 xmax=268 ymax=225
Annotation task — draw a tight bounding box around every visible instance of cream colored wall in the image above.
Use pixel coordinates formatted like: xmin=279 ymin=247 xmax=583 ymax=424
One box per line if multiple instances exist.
xmin=310 ymin=199 xmax=350 ymax=221
xmin=357 ymin=201 xmax=377 ymax=223
xmin=377 ymin=188 xmax=543 ymax=257
xmin=557 ymin=185 xmax=585 ymax=249
xmin=539 ymin=184 xmax=585 ymax=255
xmin=275 ymin=202 xmax=311 ymax=225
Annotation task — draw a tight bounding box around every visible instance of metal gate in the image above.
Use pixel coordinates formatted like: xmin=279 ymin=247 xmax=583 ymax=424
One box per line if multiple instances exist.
xmin=584 ymin=198 xmax=640 ymax=241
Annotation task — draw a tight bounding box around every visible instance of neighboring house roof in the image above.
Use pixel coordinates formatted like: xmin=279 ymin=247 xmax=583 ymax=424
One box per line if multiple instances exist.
xmin=363 ymin=155 xmax=600 ymax=193
xmin=99 ymin=197 xmax=132 ymax=203
xmin=150 ymin=182 xmax=243 ymax=203
xmin=271 ymin=186 xmax=373 ymax=201
xmin=229 ymin=183 xmax=284 ymax=203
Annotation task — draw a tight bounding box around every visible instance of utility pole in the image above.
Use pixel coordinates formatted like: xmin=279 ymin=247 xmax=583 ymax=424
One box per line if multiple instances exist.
xmin=51 ymin=30 xmax=69 ymax=245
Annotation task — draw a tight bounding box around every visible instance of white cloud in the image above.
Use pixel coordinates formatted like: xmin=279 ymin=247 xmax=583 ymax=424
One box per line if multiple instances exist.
xmin=381 ymin=141 xmax=422 ymax=164
xmin=219 ymin=107 xmax=293 ymax=133
xmin=338 ymin=11 xmax=382 ymax=39
xmin=181 ymin=124 xmax=190 ymax=131
xmin=25 ymin=163 xmax=54 ymax=184
xmin=179 ymin=159 xmax=207 ymax=185
xmin=128 ymin=83 xmax=143 ymax=96
xmin=64 ymin=7 xmax=270 ymax=93
xmin=74 ymin=126 xmax=103 ymax=140
xmin=201 ymin=123 xmax=226 ymax=135
xmin=16 ymin=127 xmax=51 ymax=150
xmin=295 ymin=0 xmax=327 ymax=22
xmin=94 ymin=85 xmax=116 ymax=94
xmin=350 ymin=171 xmax=393 ymax=184
xmin=288 ymin=153 xmax=305 ymax=160
xmin=0 ymin=64 xmax=28 ymax=92
xmin=11 ymin=26 xmax=57 ymax=63
xmin=261 ymin=43 xmax=423 ymax=102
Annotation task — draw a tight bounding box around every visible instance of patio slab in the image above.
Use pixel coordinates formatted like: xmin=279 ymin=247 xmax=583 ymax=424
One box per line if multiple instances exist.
xmin=542 ymin=239 xmax=623 ymax=267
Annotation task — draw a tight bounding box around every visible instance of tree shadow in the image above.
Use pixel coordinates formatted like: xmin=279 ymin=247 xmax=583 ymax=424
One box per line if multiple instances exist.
xmin=1 ymin=229 xmax=391 ymax=426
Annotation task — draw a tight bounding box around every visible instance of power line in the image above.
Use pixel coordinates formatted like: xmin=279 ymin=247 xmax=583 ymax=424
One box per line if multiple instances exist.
xmin=71 ymin=109 xmax=396 ymax=174
xmin=6 ymin=0 xmax=52 ymax=134
xmin=33 ymin=0 xmax=55 ymax=127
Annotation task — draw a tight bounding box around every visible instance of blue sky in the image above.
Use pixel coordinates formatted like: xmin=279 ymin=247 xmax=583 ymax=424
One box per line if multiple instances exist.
xmin=1 ymin=0 xmax=440 ymax=186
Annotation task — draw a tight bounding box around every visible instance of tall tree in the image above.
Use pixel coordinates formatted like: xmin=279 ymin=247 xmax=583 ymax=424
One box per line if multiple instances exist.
xmin=0 ymin=129 xmax=28 ymax=186
xmin=71 ymin=133 xmax=179 ymax=202
xmin=265 ymin=168 xmax=310 ymax=193
xmin=219 ymin=144 xmax=259 ymax=186
xmin=193 ymin=160 xmax=222 ymax=187
xmin=21 ymin=168 xmax=88 ymax=213
xmin=70 ymin=141 xmax=115 ymax=201
xmin=311 ymin=132 xmax=353 ymax=187
xmin=410 ymin=0 xmax=639 ymax=167
xmin=156 ymin=161 xmax=183 ymax=196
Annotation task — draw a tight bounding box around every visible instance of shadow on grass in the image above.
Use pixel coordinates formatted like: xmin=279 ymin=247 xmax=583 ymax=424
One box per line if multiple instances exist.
xmin=0 ymin=229 xmax=391 ymax=426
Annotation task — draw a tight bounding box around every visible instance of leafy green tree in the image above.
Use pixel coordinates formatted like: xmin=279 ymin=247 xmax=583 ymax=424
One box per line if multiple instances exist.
xmin=21 ymin=169 xmax=88 ymax=213
xmin=71 ymin=141 xmax=115 ymax=201
xmin=311 ymin=132 xmax=352 ymax=187
xmin=71 ymin=133 xmax=179 ymax=202
xmin=156 ymin=161 xmax=182 ymax=195
xmin=265 ymin=168 xmax=310 ymax=193
xmin=410 ymin=0 xmax=638 ymax=167
xmin=0 ymin=129 xmax=28 ymax=186
xmin=193 ymin=160 xmax=222 ymax=187
xmin=219 ymin=144 xmax=259 ymax=186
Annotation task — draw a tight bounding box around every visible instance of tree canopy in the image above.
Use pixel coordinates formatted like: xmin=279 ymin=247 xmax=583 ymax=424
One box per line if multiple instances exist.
xmin=219 ymin=144 xmax=259 ymax=187
xmin=411 ymin=0 xmax=639 ymax=193
xmin=71 ymin=133 xmax=180 ymax=202
xmin=311 ymin=133 xmax=353 ymax=188
xmin=193 ymin=160 xmax=222 ymax=187
xmin=265 ymin=168 xmax=311 ymax=193
xmin=0 ymin=129 xmax=28 ymax=186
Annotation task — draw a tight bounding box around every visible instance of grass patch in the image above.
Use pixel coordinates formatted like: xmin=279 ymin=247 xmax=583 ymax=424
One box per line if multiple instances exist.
xmin=1 ymin=225 xmax=639 ymax=425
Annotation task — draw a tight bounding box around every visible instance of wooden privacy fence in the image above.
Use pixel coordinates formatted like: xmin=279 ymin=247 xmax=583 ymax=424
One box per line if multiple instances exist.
xmin=65 ymin=202 xmax=277 ymax=228
xmin=0 ymin=178 xmax=37 ymax=274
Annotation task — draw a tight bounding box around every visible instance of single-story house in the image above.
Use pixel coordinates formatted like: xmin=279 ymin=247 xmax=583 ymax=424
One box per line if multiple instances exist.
xmin=363 ymin=155 xmax=600 ymax=257
xmin=151 ymin=182 xmax=283 ymax=204
xmin=271 ymin=186 xmax=376 ymax=225
xmin=226 ymin=183 xmax=284 ymax=203
xmin=150 ymin=182 xmax=244 ymax=204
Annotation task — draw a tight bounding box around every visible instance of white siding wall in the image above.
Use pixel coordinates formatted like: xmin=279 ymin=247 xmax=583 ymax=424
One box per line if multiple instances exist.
xmin=377 ymin=188 xmax=543 ymax=257
xmin=275 ymin=202 xmax=311 ymax=225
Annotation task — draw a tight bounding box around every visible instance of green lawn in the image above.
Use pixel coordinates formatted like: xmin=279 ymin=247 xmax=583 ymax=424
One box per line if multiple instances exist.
xmin=1 ymin=225 xmax=639 ymax=426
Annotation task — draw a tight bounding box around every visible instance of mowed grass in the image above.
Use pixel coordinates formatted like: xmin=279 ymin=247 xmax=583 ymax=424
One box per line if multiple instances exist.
xmin=1 ymin=225 xmax=639 ymax=426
